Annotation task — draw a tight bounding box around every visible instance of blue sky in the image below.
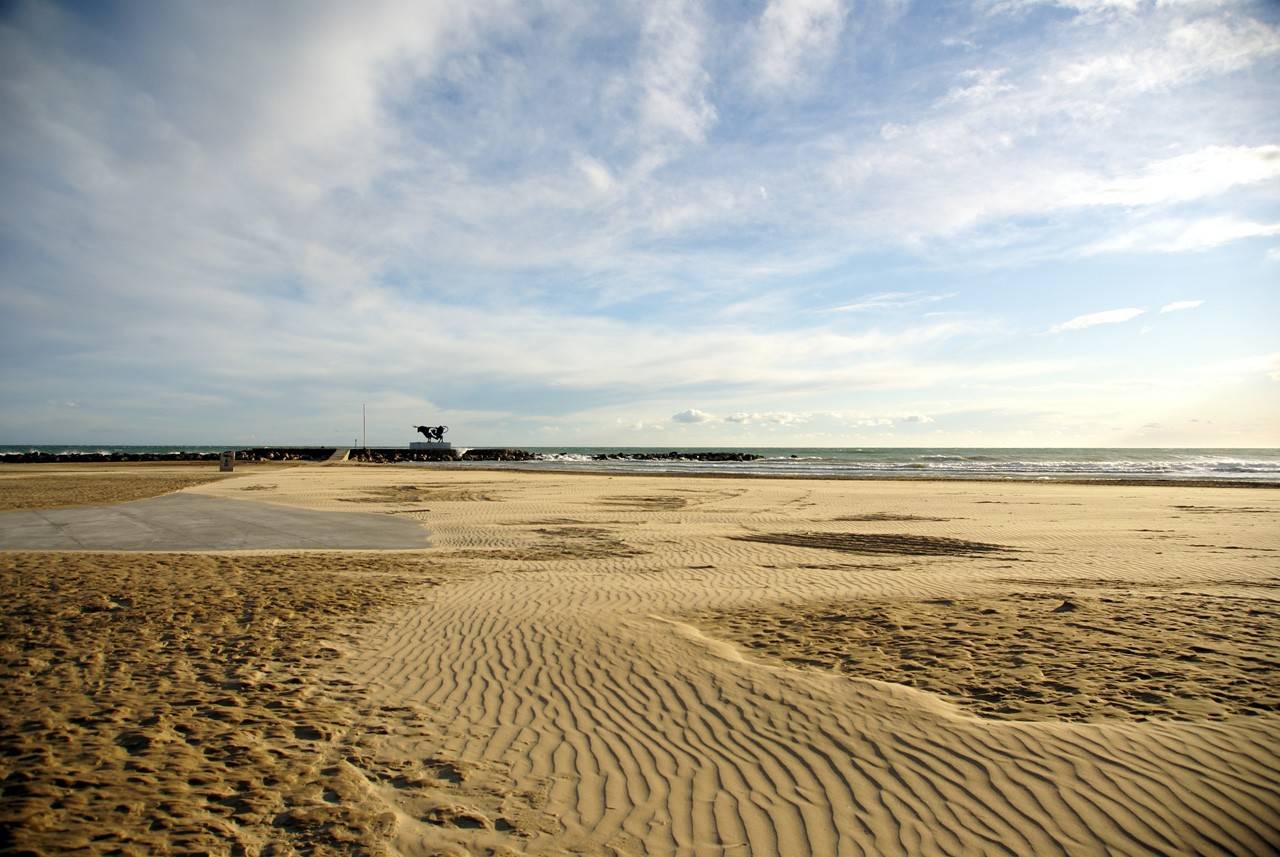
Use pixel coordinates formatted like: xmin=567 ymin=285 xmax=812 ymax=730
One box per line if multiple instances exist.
xmin=1 ymin=0 xmax=1277 ymax=447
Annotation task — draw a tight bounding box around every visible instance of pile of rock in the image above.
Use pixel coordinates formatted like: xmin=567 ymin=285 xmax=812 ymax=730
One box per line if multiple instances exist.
xmin=1 ymin=451 xmax=223 ymax=463
xmin=347 ymin=448 xmax=537 ymax=463
xmin=462 ymin=448 xmax=537 ymax=461
xmin=591 ymin=451 xmax=763 ymax=462
xmin=235 ymin=448 xmax=335 ymax=462
xmin=0 ymin=448 xmax=337 ymax=464
xmin=348 ymin=448 xmax=460 ymax=463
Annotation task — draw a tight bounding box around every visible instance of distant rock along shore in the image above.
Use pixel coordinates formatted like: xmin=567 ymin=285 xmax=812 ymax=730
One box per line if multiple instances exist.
xmin=1 ymin=448 xmax=763 ymax=465
xmin=347 ymin=448 xmax=536 ymax=463
xmin=592 ymin=451 xmax=763 ymax=462
xmin=0 ymin=448 xmax=333 ymax=464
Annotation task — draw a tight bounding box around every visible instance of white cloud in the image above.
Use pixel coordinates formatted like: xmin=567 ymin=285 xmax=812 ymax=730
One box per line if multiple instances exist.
xmin=752 ymin=0 xmax=847 ymax=94
xmin=1066 ymin=146 xmax=1280 ymax=209
xmin=1050 ymin=307 xmax=1145 ymax=333
xmin=1171 ymin=218 xmax=1280 ymax=251
xmin=723 ymin=411 xmax=809 ymax=425
xmin=821 ymin=11 xmax=1280 ymax=250
xmin=639 ymin=0 xmax=716 ymax=144
xmin=577 ymin=156 xmax=616 ymax=193
xmin=985 ymin=0 xmax=1141 ymax=15
xmin=830 ymin=291 xmax=957 ymax=312
xmin=939 ymin=68 xmax=1015 ymax=105
xmin=1056 ymin=15 xmax=1280 ymax=92
xmin=1084 ymin=217 xmax=1280 ymax=255
xmin=1160 ymin=299 xmax=1204 ymax=313
xmin=671 ymin=408 xmax=715 ymax=423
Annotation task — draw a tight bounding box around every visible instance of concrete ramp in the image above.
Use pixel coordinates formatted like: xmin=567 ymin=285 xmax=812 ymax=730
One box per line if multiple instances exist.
xmin=0 ymin=493 xmax=429 ymax=551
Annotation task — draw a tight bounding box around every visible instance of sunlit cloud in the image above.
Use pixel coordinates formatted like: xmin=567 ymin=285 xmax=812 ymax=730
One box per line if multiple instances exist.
xmin=1066 ymin=147 xmax=1280 ymax=209
xmin=1082 ymin=218 xmax=1280 ymax=255
xmin=723 ymin=411 xmax=810 ymax=425
xmin=671 ymin=408 xmax=715 ymax=423
xmin=829 ymin=292 xmax=957 ymax=313
xmin=1050 ymin=308 xmax=1146 ymax=333
xmin=1160 ymin=299 xmax=1204 ymax=313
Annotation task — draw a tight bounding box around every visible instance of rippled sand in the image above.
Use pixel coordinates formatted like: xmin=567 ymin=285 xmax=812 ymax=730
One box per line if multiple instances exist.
xmin=2 ymin=464 xmax=1278 ymax=854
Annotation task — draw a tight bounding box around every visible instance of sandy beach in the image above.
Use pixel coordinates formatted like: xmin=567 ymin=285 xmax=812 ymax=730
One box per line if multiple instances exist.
xmin=2 ymin=462 xmax=1278 ymax=855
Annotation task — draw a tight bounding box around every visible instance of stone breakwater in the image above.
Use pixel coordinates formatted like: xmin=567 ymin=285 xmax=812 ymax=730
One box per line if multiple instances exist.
xmin=0 ymin=448 xmax=765 ymax=465
xmin=1 ymin=448 xmax=334 ymax=464
xmin=347 ymin=448 xmax=537 ymax=463
xmin=592 ymin=451 xmax=763 ymax=462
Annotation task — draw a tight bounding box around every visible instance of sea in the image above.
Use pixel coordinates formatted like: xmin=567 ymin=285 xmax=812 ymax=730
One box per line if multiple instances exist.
xmin=5 ymin=445 xmax=1280 ymax=483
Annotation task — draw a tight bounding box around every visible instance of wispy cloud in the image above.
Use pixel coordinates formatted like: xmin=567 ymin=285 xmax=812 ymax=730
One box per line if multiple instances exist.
xmin=1083 ymin=217 xmax=1280 ymax=255
xmin=984 ymin=0 xmax=1142 ymax=17
xmin=752 ymin=0 xmax=848 ymax=94
xmin=1066 ymin=147 xmax=1280 ymax=209
xmin=1050 ymin=307 xmax=1146 ymax=333
xmin=639 ymin=0 xmax=716 ymax=145
xmin=1054 ymin=14 xmax=1280 ymax=93
xmin=938 ymin=68 xmax=1015 ymax=105
xmin=724 ymin=411 xmax=810 ymax=425
xmin=829 ymin=292 xmax=957 ymax=313
xmin=821 ymin=14 xmax=1280 ymax=251
xmin=1160 ymin=299 xmax=1205 ymax=313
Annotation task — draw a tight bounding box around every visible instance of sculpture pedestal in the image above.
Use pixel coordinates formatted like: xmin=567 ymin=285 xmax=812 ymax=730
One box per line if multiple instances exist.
xmin=410 ymin=441 xmax=452 ymax=451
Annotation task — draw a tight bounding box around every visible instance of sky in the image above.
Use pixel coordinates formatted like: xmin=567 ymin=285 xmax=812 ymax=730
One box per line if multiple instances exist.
xmin=1 ymin=0 xmax=1278 ymax=448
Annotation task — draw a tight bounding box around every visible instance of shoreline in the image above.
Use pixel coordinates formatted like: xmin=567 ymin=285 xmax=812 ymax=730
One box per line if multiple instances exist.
xmin=403 ymin=462 xmax=1280 ymax=489
xmin=4 ymin=457 xmax=1277 ymax=490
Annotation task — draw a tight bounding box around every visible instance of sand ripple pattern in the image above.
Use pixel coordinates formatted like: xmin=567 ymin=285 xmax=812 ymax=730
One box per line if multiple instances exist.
xmin=197 ymin=469 xmax=1280 ymax=855
xmin=359 ymin=565 xmax=1279 ymax=855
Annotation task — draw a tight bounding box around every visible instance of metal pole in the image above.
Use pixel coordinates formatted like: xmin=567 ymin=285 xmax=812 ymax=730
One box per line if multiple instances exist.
xmin=362 ymin=404 xmax=366 ymax=449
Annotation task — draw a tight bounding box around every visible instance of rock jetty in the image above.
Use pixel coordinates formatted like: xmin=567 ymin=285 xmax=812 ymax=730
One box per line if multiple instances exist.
xmin=346 ymin=448 xmax=537 ymax=463
xmin=1 ymin=448 xmax=761 ymax=465
xmin=0 ymin=448 xmax=333 ymax=464
xmin=592 ymin=451 xmax=763 ymax=462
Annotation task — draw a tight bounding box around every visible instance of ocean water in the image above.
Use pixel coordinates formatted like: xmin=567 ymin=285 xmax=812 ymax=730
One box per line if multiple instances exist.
xmin=508 ymin=447 xmax=1280 ymax=482
xmin=4 ymin=445 xmax=1279 ymax=482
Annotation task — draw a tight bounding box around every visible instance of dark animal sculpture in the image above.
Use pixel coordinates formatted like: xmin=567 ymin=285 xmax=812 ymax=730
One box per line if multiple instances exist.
xmin=413 ymin=425 xmax=449 ymax=442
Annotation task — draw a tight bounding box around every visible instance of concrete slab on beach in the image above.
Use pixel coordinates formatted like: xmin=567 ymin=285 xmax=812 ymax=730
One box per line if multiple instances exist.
xmin=0 ymin=493 xmax=430 ymax=551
